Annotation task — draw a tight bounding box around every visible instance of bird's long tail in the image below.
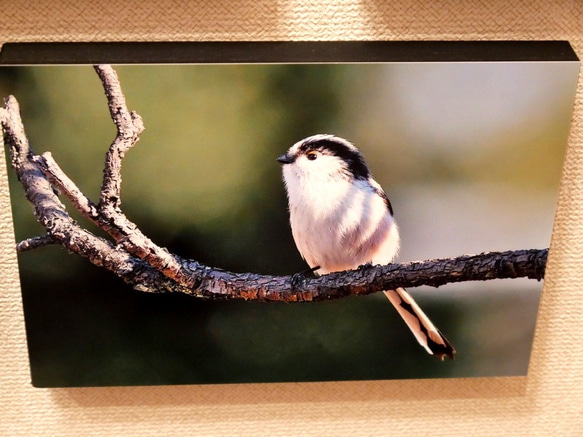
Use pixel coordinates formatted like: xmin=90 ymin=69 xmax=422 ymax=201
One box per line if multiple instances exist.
xmin=383 ymin=288 xmax=455 ymax=360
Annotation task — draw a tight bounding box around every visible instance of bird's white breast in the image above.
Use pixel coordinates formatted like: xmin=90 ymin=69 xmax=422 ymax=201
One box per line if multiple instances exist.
xmin=283 ymin=167 xmax=400 ymax=274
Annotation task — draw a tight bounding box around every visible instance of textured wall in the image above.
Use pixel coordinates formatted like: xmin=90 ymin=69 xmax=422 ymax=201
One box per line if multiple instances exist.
xmin=1 ymin=1 xmax=582 ymax=435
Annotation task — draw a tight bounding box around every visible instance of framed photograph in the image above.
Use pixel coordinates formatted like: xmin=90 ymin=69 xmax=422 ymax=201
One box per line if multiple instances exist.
xmin=0 ymin=42 xmax=579 ymax=387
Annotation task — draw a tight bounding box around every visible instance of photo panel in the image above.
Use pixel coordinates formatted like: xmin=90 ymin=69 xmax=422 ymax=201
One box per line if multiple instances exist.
xmin=0 ymin=42 xmax=579 ymax=386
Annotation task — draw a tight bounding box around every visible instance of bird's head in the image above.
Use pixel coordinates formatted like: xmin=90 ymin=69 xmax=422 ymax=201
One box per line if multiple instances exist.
xmin=277 ymin=134 xmax=370 ymax=183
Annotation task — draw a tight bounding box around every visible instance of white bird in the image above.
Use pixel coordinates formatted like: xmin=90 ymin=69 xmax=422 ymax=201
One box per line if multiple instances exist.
xmin=277 ymin=134 xmax=455 ymax=360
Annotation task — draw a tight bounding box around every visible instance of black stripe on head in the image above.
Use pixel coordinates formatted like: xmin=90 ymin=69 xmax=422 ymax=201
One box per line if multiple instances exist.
xmin=298 ymin=136 xmax=370 ymax=180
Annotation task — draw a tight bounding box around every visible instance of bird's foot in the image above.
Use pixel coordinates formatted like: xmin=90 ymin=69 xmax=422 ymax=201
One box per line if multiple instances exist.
xmin=357 ymin=262 xmax=374 ymax=271
xmin=290 ymin=265 xmax=320 ymax=289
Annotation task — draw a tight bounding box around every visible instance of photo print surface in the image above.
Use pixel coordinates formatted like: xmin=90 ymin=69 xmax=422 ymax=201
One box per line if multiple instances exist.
xmin=1 ymin=43 xmax=579 ymax=386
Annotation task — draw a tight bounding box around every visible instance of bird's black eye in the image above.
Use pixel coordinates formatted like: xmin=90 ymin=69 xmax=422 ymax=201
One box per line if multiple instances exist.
xmin=307 ymin=152 xmax=318 ymax=161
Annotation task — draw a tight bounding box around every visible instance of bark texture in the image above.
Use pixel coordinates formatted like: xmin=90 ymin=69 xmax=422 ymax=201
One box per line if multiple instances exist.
xmin=0 ymin=65 xmax=547 ymax=303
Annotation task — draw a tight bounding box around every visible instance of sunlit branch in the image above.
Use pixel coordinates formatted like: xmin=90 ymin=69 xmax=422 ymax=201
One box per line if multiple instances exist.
xmin=0 ymin=66 xmax=547 ymax=303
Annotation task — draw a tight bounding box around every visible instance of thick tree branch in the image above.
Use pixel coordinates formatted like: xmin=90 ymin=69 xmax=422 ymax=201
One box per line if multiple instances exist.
xmin=0 ymin=66 xmax=548 ymax=303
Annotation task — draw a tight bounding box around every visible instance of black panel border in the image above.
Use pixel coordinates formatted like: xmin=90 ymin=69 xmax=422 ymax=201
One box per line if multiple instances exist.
xmin=0 ymin=41 xmax=578 ymax=65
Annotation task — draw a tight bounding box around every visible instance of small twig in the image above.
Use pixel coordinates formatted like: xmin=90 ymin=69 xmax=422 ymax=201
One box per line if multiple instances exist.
xmin=93 ymin=65 xmax=144 ymax=211
xmin=33 ymin=152 xmax=100 ymax=221
xmin=16 ymin=235 xmax=58 ymax=252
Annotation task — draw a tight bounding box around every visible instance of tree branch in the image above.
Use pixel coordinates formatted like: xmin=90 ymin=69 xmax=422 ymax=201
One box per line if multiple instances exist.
xmin=94 ymin=64 xmax=144 ymax=211
xmin=0 ymin=66 xmax=548 ymax=303
xmin=32 ymin=152 xmax=100 ymax=221
xmin=15 ymin=234 xmax=58 ymax=252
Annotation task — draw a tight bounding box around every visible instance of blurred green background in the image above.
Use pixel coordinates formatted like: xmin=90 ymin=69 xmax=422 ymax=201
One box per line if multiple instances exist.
xmin=1 ymin=61 xmax=579 ymax=386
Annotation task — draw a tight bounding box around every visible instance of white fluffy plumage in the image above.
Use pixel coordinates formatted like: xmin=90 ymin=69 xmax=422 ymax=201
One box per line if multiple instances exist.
xmin=281 ymin=135 xmax=400 ymax=273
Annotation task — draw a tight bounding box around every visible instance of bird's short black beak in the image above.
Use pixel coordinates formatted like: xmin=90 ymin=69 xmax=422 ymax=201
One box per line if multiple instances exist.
xmin=277 ymin=153 xmax=295 ymax=164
